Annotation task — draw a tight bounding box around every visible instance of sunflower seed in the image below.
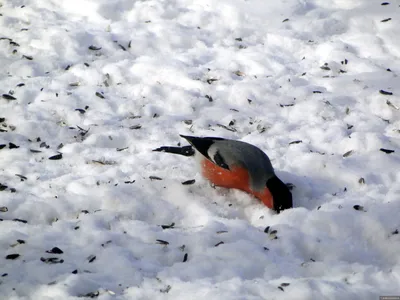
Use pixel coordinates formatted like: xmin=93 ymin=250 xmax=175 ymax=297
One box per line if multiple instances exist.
xmin=161 ymin=223 xmax=175 ymax=229
xmin=2 ymin=94 xmax=16 ymax=100
xmin=182 ymin=179 xmax=195 ymax=185
xmin=156 ymin=239 xmax=169 ymax=245
xmin=95 ymin=92 xmax=105 ymax=99
xmin=46 ymin=247 xmax=63 ymax=254
xmin=380 ymin=148 xmax=394 ymax=154
xmin=380 ymin=89 xmax=393 ymax=95
xmin=343 ymin=150 xmax=353 ymax=157
xmin=88 ymin=45 xmax=101 ymax=51
xmin=49 ymin=154 xmax=63 ymax=160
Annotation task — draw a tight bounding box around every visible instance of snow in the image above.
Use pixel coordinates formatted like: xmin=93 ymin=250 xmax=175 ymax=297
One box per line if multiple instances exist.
xmin=1 ymin=0 xmax=400 ymax=299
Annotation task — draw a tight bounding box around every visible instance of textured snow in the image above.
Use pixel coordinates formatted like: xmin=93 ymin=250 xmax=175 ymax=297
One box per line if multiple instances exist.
xmin=1 ymin=0 xmax=400 ymax=299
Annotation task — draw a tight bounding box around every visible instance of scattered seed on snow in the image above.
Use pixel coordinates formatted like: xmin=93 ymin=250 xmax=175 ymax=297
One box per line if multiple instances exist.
xmin=6 ymin=254 xmax=20 ymax=260
xmin=281 ymin=283 xmax=290 ymax=287
xmin=116 ymin=147 xmax=128 ymax=152
xmin=380 ymin=148 xmax=395 ymax=154
xmin=156 ymin=239 xmax=169 ymax=245
xmin=206 ymin=78 xmax=218 ymax=84
xmin=30 ymin=149 xmax=42 ymax=153
xmin=392 ymin=229 xmax=398 ymax=235
xmin=88 ymin=45 xmax=101 ymax=51
xmin=161 ymin=222 xmax=175 ymax=229
xmin=80 ymin=291 xmax=100 ymax=298
xmin=234 ymin=70 xmax=245 ymax=77
xmin=359 ymin=177 xmax=365 ymax=184
xmin=41 ymin=257 xmax=64 ymax=264
xmin=343 ymin=150 xmax=354 ymax=157
xmin=124 ymin=180 xmax=135 ymax=184
xmin=48 ymin=153 xmax=63 ymax=160
xmin=269 ymin=230 xmax=278 ymax=240
xmin=22 ymin=55 xmax=33 ymax=60
xmin=10 ymin=217 xmax=26 ymax=223
xmin=46 ymin=247 xmax=63 ymax=254
xmin=75 ymin=108 xmax=86 ymax=114
xmin=160 ymin=285 xmax=171 ymax=293
xmin=264 ymin=226 xmax=270 ymax=233
xmin=214 ymin=241 xmax=224 ymax=247
xmin=353 ymin=205 xmax=365 ymax=211
xmin=2 ymin=94 xmax=16 ymax=100
xmin=15 ymin=174 xmax=27 ymax=181
xmin=95 ymin=92 xmax=105 ymax=99
xmin=320 ymin=64 xmax=331 ymax=71
xmin=183 ymin=253 xmax=188 ymax=262
xmin=149 ymin=176 xmax=163 ymax=181
xmin=101 ymin=240 xmax=112 ymax=247
xmin=87 ymin=255 xmax=96 ymax=263
xmin=40 ymin=142 xmax=49 ymax=148
xmin=0 ymin=183 xmax=8 ymax=191
xmin=380 ymin=89 xmax=393 ymax=95
xmin=129 ymin=125 xmax=142 ymax=130
xmin=381 ymin=18 xmax=392 ymax=22
xmin=386 ymin=100 xmax=399 ymax=110
xmin=289 ymin=140 xmax=302 ymax=145
xmin=181 ymin=179 xmax=195 ymax=185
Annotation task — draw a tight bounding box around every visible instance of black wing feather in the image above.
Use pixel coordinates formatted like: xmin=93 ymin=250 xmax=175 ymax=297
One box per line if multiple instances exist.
xmin=213 ymin=151 xmax=230 ymax=170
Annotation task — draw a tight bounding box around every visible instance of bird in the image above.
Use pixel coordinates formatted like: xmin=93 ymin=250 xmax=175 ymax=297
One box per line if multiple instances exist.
xmin=153 ymin=135 xmax=293 ymax=213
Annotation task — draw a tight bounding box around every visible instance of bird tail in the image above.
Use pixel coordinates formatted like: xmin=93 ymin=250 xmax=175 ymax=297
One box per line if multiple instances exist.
xmin=152 ymin=145 xmax=195 ymax=157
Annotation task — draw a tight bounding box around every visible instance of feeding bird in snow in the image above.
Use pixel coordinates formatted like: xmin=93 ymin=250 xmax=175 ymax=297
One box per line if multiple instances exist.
xmin=153 ymin=135 xmax=293 ymax=213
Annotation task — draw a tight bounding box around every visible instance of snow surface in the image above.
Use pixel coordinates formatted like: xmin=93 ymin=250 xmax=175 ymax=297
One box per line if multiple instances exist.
xmin=1 ymin=0 xmax=400 ymax=299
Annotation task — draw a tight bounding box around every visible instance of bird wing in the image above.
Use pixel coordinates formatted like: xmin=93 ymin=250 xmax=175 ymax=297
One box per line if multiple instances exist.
xmin=179 ymin=135 xmax=230 ymax=170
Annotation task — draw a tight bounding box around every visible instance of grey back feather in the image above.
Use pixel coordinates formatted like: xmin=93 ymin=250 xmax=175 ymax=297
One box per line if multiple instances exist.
xmin=209 ymin=139 xmax=275 ymax=192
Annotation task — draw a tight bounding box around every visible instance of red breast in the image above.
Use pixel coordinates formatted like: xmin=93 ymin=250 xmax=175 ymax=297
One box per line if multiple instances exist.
xmin=201 ymin=157 xmax=274 ymax=208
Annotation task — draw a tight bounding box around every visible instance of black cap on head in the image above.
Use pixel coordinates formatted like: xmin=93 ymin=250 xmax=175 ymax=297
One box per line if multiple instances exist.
xmin=266 ymin=176 xmax=293 ymax=213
